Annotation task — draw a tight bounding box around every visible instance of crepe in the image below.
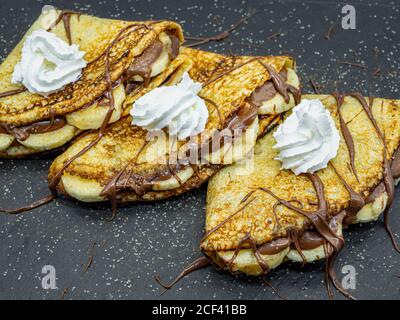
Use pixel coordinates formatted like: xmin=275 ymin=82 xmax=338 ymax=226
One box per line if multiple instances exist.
xmin=48 ymin=48 xmax=300 ymax=207
xmin=0 ymin=9 xmax=184 ymax=157
xmin=203 ymin=94 xmax=400 ymax=278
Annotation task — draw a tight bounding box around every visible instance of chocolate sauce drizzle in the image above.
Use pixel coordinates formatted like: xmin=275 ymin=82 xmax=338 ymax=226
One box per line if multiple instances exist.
xmin=349 ymin=93 xmax=400 ymax=253
xmin=47 ymin=10 xmax=81 ymax=45
xmin=330 ymin=163 xmax=364 ymax=226
xmin=97 ymin=57 xmax=295 ymax=216
xmin=0 ymin=22 xmax=158 ymax=214
xmin=0 ymin=118 xmax=66 ymax=141
xmin=47 ymin=22 xmax=179 ymax=216
xmin=0 ymin=194 xmax=54 ymax=215
xmin=196 ymin=92 xmax=400 ymax=299
xmin=259 ymin=174 xmax=344 ymax=251
xmin=48 ymin=24 xmax=148 ymax=195
xmin=256 ymin=60 xmax=301 ymax=105
xmin=0 ymin=11 xmax=77 ymax=102
xmin=185 ymin=10 xmax=258 ymax=48
xmin=0 ymin=87 xmax=27 ymax=99
xmin=333 ymin=92 xmax=359 ymax=182
xmin=155 ymin=256 xmax=210 ymax=292
xmin=100 ymin=140 xmax=149 ymax=219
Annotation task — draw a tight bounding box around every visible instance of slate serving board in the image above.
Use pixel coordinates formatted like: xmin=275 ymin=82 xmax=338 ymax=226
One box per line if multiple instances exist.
xmin=0 ymin=0 xmax=399 ymax=300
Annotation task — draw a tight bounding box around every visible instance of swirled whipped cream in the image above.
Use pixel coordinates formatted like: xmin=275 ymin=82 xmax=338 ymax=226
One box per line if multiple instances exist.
xmin=131 ymin=72 xmax=209 ymax=140
xmin=273 ymin=99 xmax=340 ymax=175
xmin=12 ymin=30 xmax=87 ymax=96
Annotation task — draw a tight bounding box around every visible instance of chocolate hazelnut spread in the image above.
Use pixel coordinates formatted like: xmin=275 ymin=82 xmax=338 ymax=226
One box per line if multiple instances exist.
xmin=123 ymin=40 xmax=164 ymax=85
xmin=0 ymin=118 xmax=66 ymax=141
xmin=246 ymin=69 xmax=288 ymax=107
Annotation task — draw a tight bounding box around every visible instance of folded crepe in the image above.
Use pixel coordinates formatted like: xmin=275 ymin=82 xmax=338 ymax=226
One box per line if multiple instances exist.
xmin=202 ymin=94 xmax=400 ymax=282
xmin=48 ymin=48 xmax=300 ymax=209
xmin=0 ymin=9 xmax=184 ymax=157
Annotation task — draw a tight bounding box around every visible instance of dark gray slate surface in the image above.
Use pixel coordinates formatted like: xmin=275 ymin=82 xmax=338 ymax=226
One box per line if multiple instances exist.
xmin=0 ymin=0 xmax=399 ymax=300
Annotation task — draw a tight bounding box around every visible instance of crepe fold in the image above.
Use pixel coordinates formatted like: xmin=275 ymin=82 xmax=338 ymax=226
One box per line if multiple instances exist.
xmin=48 ymin=48 xmax=299 ymax=205
xmin=203 ymin=94 xmax=400 ymax=276
xmin=0 ymin=9 xmax=184 ymax=157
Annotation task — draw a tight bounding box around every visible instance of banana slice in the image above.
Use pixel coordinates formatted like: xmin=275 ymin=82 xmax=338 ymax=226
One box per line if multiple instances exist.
xmin=352 ymin=192 xmax=388 ymax=224
xmin=61 ymin=166 xmax=195 ymax=202
xmin=0 ymin=133 xmax=15 ymax=151
xmin=258 ymin=68 xmax=300 ymax=115
xmin=210 ymin=247 xmax=290 ymax=276
xmin=1 ymin=144 xmax=35 ymax=157
xmin=287 ymin=242 xmax=331 ymax=263
xmin=66 ymin=84 xmax=126 ymax=130
xmin=152 ymin=166 xmax=194 ymax=191
xmin=132 ymin=32 xmax=172 ymax=82
xmin=206 ymin=117 xmax=259 ymax=165
xmin=18 ymin=124 xmax=77 ymax=151
xmin=211 ymin=180 xmax=396 ymax=276
xmin=61 ymin=173 xmax=106 ymax=202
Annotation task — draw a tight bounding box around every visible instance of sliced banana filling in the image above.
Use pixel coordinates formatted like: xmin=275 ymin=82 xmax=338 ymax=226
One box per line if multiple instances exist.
xmin=152 ymin=166 xmax=194 ymax=191
xmin=66 ymin=84 xmax=126 ymax=130
xmin=0 ymin=32 xmax=180 ymax=155
xmin=0 ymin=133 xmax=15 ymax=151
xmin=211 ymin=183 xmax=392 ymax=276
xmin=205 ymin=117 xmax=259 ymax=165
xmin=131 ymin=32 xmax=173 ymax=82
xmin=18 ymin=124 xmax=77 ymax=151
xmin=61 ymin=165 xmax=196 ymax=203
xmin=248 ymin=68 xmax=300 ymax=115
xmin=61 ymin=173 xmax=106 ymax=203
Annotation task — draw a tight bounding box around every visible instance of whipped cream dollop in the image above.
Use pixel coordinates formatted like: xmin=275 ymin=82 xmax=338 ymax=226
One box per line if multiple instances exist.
xmin=12 ymin=30 xmax=87 ymax=96
xmin=131 ymin=72 xmax=209 ymax=140
xmin=273 ymin=99 xmax=340 ymax=175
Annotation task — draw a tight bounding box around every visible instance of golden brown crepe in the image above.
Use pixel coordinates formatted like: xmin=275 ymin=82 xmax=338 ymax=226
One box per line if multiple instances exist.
xmin=48 ymin=48 xmax=300 ymax=206
xmin=203 ymin=94 xmax=400 ymax=278
xmin=0 ymin=9 xmax=184 ymax=157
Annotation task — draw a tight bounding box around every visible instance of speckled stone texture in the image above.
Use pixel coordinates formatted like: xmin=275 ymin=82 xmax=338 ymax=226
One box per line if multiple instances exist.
xmin=0 ymin=0 xmax=399 ymax=300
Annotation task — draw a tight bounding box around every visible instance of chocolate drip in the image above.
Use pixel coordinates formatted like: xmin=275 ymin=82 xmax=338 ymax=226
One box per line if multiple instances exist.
xmin=333 ymin=92 xmax=359 ymax=182
xmin=0 ymin=125 xmax=7 ymax=134
xmin=327 ymin=249 xmax=355 ymax=300
xmin=256 ymin=60 xmax=301 ymax=105
xmin=0 ymin=194 xmax=54 ymax=215
xmin=259 ymin=174 xmax=343 ymax=251
xmin=330 ymin=163 xmax=365 ymax=227
xmin=202 ymin=57 xmax=300 ymax=111
xmin=391 ymin=148 xmax=400 ymax=178
xmin=240 ymin=190 xmax=256 ymax=204
xmin=167 ymin=31 xmax=180 ymax=59
xmin=298 ymin=231 xmax=325 ymax=250
xmin=123 ymin=40 xmax=164 ymax=86
xmin=155 ymin=256 xmax=210 ymax=291
xmin=100 ymin=142 xmax=189 ymax=218
xmin=220 ymin=230 xmax=270 ymax=275
xmin=247 ymin=69 xmax=288 ymax=107
xmin=258 ymin=238 xmax=290 ymax=255
xmin=200 ymin=101 xmax=258 ymax=159
xmin=0 ymin=118 xmax=66 ymax=141
xmin=0 ymin=87 xmax=27 ymax=99
xmin=349 ymin=93 xmax=399 ymax=253
xmin=47 ymin=10 xmax=81 ymax=45
xmin=185 ymin=10 xmax=257 ymax=48
xmin=48 ymin=24 xmax=136 ymax=197
xmin=1 ymin=23 xmax=182 ymax=215
xmin=296 ymin=211 xmax=344 ymax=251
xmin=288 ymin=229 xmax=308 ymax=263
xmin=100 ymin=97 xmax=258 ymax=208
